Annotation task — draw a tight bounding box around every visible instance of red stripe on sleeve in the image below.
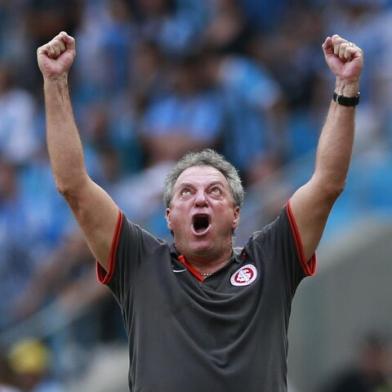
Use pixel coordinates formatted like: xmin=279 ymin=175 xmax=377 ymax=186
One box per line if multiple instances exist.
xmin=97 ymin=210 xmax=124 ymax=284
xmin=286 ymin=202 xmax=316 ymax=276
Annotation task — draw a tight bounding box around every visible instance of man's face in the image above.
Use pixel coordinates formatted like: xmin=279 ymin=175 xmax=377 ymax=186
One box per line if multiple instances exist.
xmin=166 ymin=166 xmax=240 ymax=261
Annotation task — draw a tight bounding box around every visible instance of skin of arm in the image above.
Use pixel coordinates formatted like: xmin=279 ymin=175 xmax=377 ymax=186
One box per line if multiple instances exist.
xmin=289 ymin=34 xmax=364 ymax=262
xmin=37 ymin=32 xmax=119 ymax=271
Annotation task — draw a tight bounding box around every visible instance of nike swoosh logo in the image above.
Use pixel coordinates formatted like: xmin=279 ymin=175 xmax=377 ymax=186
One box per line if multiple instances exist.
xmin=173 ymin=269 xmax=187 ymax=273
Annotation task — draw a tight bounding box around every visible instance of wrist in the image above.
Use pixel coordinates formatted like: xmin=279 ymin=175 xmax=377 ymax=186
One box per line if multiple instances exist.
xmin=43 ymin=76 xmax=71 ymax=102
xmin=43 ymin=74 xmax=69 ymax=86
xmin=335 ymin=78 xmax=360 ymax=97
xmin=43 ymin=76 xmax=69 ymax=95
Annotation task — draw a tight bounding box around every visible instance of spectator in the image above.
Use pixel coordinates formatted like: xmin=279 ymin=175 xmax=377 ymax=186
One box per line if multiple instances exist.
xmin=140 ymin=52 xmax=223 ymax=164
xmin=202 ymin=49 xmax=286 ymax=185
xmin=7 ymin=339 xmax=64 ymax=392
xmin=0 ymin=157 xmax=72 ymax=332
xmin=247 ymin=4 xmax=326 ymax=160
xmin=204 ymin=0 xmax=255 ymax=55
xmin=130 ymin=0 xmax=208 ymax=55
xmin=0 ymin=350 xmax=20 ymax=392
xmin=99 ymin=0 xmax=135 ymax=94
xmin=0 ymin=62 xmax=39 ymax=165
xmin=0 ymin=1 xmax=28 ymax=68
xmin=10 ymin=231 xmax=104 ymax=323
xmin=9 ymin=229 xmax=122 ymax=356
xmin=320 ymin=333 xmax=392 ymax=392
xmin=323 ymin=0 xmax=391 ymax=148
xmin=239 ymin=0 xmax=290 ymax=33
xmin=24 ymin=0 xmax=81 ymax=93
xmin=0 ymin=159 xmax=37 ymax=331
xmin=129 ymin=39 xmax=168 ymax=116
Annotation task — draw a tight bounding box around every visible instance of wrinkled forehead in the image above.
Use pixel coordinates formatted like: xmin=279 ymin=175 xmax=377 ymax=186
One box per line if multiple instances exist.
xmin=174 ymin=165 xmax=229 ymax=190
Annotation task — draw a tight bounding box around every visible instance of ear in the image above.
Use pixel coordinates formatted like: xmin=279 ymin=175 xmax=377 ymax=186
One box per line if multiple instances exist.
xmin=165 ymin=208 xmax=172 ymax=230
xmin=232 ymin=206 xmax=240 ymax=230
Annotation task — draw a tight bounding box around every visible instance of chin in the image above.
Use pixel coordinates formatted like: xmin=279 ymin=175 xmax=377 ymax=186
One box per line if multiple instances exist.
xmin=184 ymin=238 xmax=209 ymax=252
xmin=191 ymin=242 xmax=220 ymax=259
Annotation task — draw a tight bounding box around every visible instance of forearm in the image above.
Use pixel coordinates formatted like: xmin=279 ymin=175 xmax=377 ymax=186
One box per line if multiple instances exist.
xmin=44 ymin=76 xmax=88 ymax=193
xmin=313 ymin=79 xmax=359 ymax=195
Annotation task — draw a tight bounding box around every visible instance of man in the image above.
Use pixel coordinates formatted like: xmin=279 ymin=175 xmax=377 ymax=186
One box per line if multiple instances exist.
xmin=37 ymin=32 xmax=363 ymax=391
xmin=322 ymin=334 xmax=392 ymax=392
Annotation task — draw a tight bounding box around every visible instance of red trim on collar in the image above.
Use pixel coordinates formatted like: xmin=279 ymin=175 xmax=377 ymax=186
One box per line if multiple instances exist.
xmin=178 ymin=255 xmax=205 ymax=282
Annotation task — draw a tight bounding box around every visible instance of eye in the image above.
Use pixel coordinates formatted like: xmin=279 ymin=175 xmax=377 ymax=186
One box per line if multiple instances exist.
xmin=180 ymin=188 xmax=192 ymax=197
xmin=209 ymin=186 xmax=222 ymax=196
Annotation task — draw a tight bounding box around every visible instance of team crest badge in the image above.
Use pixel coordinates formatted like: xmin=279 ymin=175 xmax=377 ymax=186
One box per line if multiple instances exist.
xmin=230 ymin=264 xmax=258 ymax=286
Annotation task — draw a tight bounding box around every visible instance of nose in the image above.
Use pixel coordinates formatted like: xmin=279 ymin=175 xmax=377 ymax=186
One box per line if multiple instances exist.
xmin=194 ymin=189 xmax=208 ymax=207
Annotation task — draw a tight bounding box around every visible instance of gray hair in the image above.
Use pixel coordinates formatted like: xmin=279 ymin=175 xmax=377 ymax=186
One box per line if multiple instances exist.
xmin=163 ymin=149 xmax=244 ymax=208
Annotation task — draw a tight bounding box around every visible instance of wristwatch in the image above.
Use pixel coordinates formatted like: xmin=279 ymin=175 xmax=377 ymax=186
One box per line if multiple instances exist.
xmin=333 ymin=92 xmax=360 ymax=107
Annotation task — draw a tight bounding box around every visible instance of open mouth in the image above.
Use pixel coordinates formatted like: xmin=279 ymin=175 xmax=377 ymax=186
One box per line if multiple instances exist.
xmin=192 ymin=214 xmax=211 ymax=235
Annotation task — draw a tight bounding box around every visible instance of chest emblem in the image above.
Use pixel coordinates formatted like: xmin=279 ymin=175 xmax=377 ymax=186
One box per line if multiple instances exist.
xmin=230 ymin=264 xmax=258 ymax=287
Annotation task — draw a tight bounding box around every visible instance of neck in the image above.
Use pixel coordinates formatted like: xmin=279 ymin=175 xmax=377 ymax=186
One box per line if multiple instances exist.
xmin=181 ymin=247 xmax=233 ymax=275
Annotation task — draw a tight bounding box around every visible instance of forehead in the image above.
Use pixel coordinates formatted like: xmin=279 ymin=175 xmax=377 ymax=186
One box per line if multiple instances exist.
xmin=174 ymin=165 xmax=229 ymax=189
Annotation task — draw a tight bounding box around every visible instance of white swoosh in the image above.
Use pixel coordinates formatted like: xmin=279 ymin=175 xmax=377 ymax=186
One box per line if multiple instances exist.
xmin=173 ymin=269 xmax=187 ymax=273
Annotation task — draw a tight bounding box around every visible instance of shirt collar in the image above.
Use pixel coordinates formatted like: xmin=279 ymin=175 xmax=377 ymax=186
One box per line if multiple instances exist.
xmin=170 ymin=243 xmax=245 ymax=264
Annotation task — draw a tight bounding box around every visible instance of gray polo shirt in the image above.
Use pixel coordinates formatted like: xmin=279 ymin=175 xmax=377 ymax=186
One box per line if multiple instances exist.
xmin=97 ymin=202 xmax=316 ymax=392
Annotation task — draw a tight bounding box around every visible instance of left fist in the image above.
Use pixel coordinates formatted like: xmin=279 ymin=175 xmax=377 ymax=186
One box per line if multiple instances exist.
xmin=322 ymin=34 xmax=364 ymax=84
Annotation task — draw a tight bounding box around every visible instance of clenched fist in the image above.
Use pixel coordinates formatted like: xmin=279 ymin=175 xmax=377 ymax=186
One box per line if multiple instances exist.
xmin=322 ymin=34 xmax=363 ymax=95
xmin=37 ymin=31 xmax=76 ymax=81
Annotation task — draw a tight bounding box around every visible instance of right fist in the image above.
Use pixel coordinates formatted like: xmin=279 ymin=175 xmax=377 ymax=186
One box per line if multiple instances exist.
xmin=37 ymin=31 xmax=76 ymax=80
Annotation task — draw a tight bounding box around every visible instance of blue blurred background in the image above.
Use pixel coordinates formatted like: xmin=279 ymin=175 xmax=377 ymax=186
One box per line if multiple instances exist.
xmin=0 ymin=0 xmax=392 ymax=391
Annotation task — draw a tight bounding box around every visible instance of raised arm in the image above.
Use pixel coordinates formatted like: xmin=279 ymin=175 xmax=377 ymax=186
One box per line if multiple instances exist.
xmin=289 ymin=34 xmax=364 ymax=262
xmin=37 ymin=32 xmax=119 ymax=271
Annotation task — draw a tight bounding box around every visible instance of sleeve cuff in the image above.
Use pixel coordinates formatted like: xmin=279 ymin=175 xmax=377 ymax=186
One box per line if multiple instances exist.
xmin=286 ymin=201 xmax=317 ymax=276
xmin=96 ymin=210 xmax=123 ymax=285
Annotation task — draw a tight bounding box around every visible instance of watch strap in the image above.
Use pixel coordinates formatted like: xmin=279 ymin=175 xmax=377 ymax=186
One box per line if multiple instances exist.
xmin=333 ymin=92 xmax=360 ymax=107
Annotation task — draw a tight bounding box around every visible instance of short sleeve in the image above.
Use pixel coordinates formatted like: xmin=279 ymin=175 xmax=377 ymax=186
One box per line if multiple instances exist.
xmin=286 ymin=201 xmax=316 ymax=277
xmin=96 ymin=211 xmax=164 ymax=304
xmin=248 ymin=203 xmax=316 ymax=297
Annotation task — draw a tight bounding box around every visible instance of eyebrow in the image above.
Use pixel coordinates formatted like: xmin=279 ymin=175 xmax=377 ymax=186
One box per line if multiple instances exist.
xmin=207 ymin=181 xmax=225 ymax=188
xmin=177 ymin=180 xmax=226 ymax=189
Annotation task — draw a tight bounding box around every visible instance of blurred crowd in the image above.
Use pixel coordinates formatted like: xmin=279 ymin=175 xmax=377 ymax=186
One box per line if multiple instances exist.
xmin=1 ymin=0 xmax=392 ymax=390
